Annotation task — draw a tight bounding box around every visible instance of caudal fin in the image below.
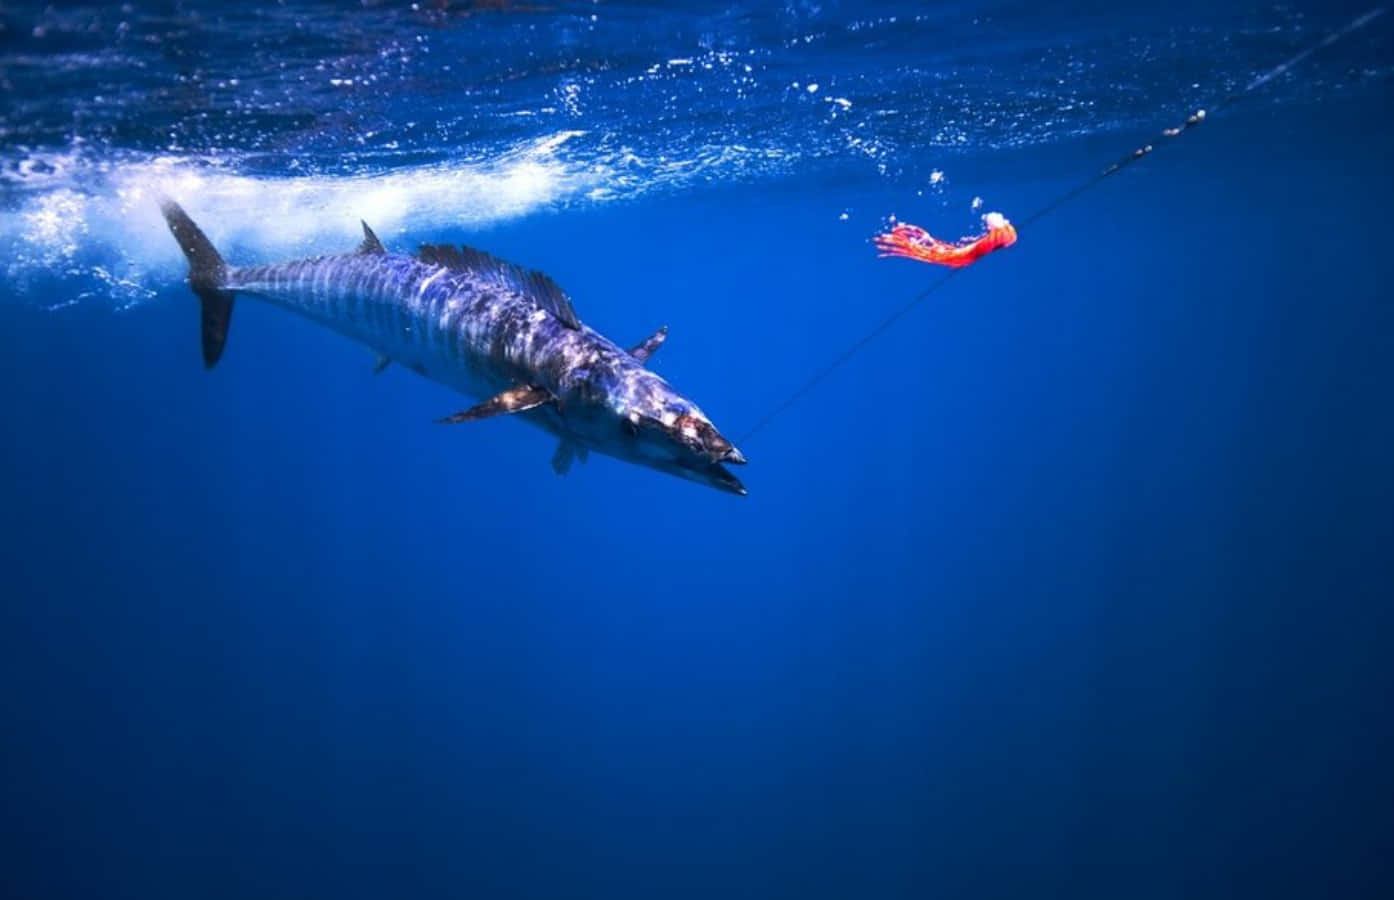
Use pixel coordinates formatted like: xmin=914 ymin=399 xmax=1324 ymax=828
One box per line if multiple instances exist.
xmin=160 ymin=199 xmax=235 ymax=368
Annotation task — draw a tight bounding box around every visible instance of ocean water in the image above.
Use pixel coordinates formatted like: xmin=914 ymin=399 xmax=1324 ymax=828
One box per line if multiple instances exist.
xmin=2 ymin=1 xmax=1392 ymax=896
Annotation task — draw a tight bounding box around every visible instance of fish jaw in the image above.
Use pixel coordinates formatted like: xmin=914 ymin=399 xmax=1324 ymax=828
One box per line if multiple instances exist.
xmin=578 ymin=432 xmax=748 ymax=495
xmin=673 ymin=458 xmax=748 ymax=496
xmin=534 ymin=367 xmax=748 ymax=496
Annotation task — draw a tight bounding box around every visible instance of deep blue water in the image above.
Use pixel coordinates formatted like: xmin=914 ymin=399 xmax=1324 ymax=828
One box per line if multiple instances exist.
xmin=2 ymin=2 xmax=1392 ymax=897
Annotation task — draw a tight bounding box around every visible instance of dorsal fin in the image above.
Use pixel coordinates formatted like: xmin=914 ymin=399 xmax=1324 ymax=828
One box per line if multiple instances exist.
xmin=416 ymin=244 xmax=579 ymax=329
xmin=358 ymin=221 xmax=386 ymax=255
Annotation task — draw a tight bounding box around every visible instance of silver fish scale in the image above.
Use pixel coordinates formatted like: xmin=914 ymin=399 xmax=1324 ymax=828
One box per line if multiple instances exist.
xmin=223 ymin=251 xmax=646 ymax=405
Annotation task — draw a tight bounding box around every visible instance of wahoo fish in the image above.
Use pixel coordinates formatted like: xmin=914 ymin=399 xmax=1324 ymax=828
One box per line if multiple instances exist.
xmin=159 ymin=200 xmax=747 ymax=494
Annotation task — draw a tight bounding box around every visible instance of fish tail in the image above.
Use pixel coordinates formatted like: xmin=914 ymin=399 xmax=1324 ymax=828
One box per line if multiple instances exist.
xmin=159 ymin=198 xmax=235 ymax=368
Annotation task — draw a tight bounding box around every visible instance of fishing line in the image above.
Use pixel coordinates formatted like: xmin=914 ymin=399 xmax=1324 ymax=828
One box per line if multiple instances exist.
xmin=736 ymin=6 xmax=1386 ymax=446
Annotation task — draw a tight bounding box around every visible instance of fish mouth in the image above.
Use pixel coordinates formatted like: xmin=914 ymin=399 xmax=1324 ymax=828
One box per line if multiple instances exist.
xmin=721 ymin=446 xmax=748 ymax=466
xmin=596 ymin=413 xmax=750 ymax=494
xmin=673 ymin=414 xmax=747 ymax=469
xmin=667 ymin=456 xmax=746 ymax=496
xmin=705 ymin=462 xmax=747 ymax=496
xmin=683 ymin=436 xmax=746 ymax=493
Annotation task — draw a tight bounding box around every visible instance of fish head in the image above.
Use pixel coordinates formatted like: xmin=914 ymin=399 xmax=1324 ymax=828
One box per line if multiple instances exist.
xmin=565 ymin=367 xmax=747 ymax=495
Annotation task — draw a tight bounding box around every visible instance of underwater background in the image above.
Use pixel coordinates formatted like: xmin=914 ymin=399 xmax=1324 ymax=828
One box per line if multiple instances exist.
xmin=2 ymin=1 xmax=1391 ymax=896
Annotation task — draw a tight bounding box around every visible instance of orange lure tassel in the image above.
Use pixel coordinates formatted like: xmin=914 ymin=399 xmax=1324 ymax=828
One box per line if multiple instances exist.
xmin=874 ymin=212 xmax=1017 ymax=268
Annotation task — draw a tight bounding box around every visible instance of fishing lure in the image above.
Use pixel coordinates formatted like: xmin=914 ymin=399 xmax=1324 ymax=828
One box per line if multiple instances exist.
xmin=736 ymin=7 xmax=1383 ymax=443
xmin=874 ymin=212 xmax=1018 ymax=268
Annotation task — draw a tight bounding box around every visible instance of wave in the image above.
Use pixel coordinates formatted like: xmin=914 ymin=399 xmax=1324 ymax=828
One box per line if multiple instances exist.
xmin=1 ymin=2 xmax=1387 ymax=307
xmin=0 ymin=132 xmax=601 ymax=307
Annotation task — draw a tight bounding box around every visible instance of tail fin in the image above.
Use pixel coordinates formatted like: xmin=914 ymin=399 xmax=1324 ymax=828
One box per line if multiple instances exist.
xmin=160 ymin=199 xmax=235 ymax=368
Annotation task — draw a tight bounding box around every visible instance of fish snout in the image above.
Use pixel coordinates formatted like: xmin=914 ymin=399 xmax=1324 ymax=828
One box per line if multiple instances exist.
xmin=676 ymin=414 xmax=745 ymax=465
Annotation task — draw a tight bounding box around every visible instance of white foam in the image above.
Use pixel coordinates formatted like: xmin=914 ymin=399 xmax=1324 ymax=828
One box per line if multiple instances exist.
xmin=0 ymin=132 xmax=598 ymax=305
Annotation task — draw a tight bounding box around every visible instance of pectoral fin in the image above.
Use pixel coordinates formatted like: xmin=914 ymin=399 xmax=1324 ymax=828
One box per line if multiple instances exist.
xmin=372 ymin=354 xmax=391 ymax=374
xmin=629 ymin=325 xmax=668 ymax=363
xmin=438 ymin=384 xmax=551 ymax=424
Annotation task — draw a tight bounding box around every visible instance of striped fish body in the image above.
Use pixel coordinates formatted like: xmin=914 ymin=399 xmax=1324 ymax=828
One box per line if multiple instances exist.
xmin=227 ymin=251 xmax=630 ymax=409
xmin=159 ymin=200 xmax=747 ymax=494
